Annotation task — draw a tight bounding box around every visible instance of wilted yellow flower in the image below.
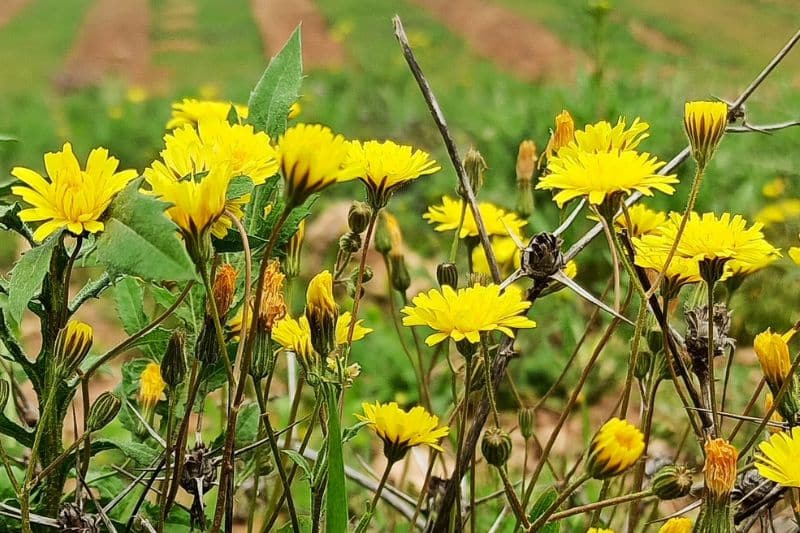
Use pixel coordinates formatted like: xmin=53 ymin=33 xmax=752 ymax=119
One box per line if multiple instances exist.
xmin=516 ymin=140 xmax=537 ymax=181
xmin=541 ymin=110 xmax=575 ymax=164
xmin=755 ymin=199 xmax=800 ymax=227
xmin=657 ymin=517 xmax=692 ymax=533
xmin=755 ymin=426 xmax=800 ymax=487
xmin=346 ymin=139 xmax=440 ymax=208
xmin=615 ymin=204 xmax=666 ymax=238
xmin=257 ymin=261 xmax=287 ymax=331
xmin=401 ymin=284 xmax=536 ymax=346
xmin=703 ymin=438 xmax=738 ymax=498
xmin=166 ymin=98 xmax=249 ymax=129
xmin=278 ymin=124 xmax=359 ymax=208
xmin=424 ymin=196 xmax=527 ymax=238
xmin=754 ymin=328 xmax=795 ymax=392
xmin=538 ymin=148 xmax=677 ymax=208
xmin=684 ymin=101 xmax=728 ymax=167
xmin=12 ymin=143 xmax=137 ymax=241
xmin=586 ymin=417 xmax=644 ymax=479
xmin=138 ymin=363 xmax=166 ymax=412
xmin=356 ymin=401 xmax=449 ymax=461
xmin=211 ymin=264 xmax=237 ymax=318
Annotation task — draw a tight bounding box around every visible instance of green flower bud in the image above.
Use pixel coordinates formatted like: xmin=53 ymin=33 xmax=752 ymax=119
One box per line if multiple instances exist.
xmin=518 ymin=407 xmax=535 ymax=440
xmin=481 ymin=427 xmax=512 ymax=468
xmin=459 ymin=147 xmax=487 ymax=199
xmin=195 ymin=316 xmax=220 ymax=365
xmin=348 ymin=202 xmax=372 ymax=234
xmin=436 ymin=262 xmax=459 ymax=289
xmin=87 ymin=392 xmax=121 ymax=432
xmin=374 ymin=212 xmax=394 ymax=256
xmin=55 ymin=320 xmax=93 ymax=377
xmin=161 ymin=329 xmax=187 ymax=388
xmin=651 ymin=464 xmax=693 ymax=500
xmin=646 ymin=327 xmax=664 ymax=354
xmin=389 ymin=254 xmax=410 ymax=294
xmin=250 ymin=328 xmax=275 ymax=381
xmin=634 ymin=350 xmax=652 ymax=380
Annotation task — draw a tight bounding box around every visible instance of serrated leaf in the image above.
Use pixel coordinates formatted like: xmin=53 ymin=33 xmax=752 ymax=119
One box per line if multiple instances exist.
xmin=342 ymin=421 xmax=368 ymax=444
xmin=5 ymin=232 xmax=59 ymax=324
xmin=95 ymin=179 xmax=196 ymax=282
xmin=114 ymin=277 xmax=147 ymax=335
xmin=227 ymin=175 xmax=254 ymax=201
xmin=281 ymin=450 xmax=312 ymax=481
xmin=247 ymin=26 xmax=302 ymax=139
xmin=94 ymin=438 xmax=159 ymax=466
xmin=529 ymin=488 xmax=560 ymax=532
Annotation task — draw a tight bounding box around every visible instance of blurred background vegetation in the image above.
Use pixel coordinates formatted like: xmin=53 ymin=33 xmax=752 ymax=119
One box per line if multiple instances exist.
xmin=0 ymin=2 xmax=799 ymax=517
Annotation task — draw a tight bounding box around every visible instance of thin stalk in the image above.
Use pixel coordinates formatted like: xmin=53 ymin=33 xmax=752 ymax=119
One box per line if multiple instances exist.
xmin=0 ymin=439 xmax=20 ymax=496
xmin=281 ymin=378 xmax=306 ymax=450
xmin=626 ymin=378 xmax=662 ymax=531
xmin=480 ymin=337 xmax=500 ymax=426
xmin=707 ymin=279 xmax=719 ymax=437
xmin=60 ymin=236 xmax=83 ymax=325
xmin=727 ymin=378 xmax=765 ymax=442
xmin=497 ymin=466 xmax=530 ymax=529
xmin=355 ymin=460 xmax=395 ymax=533
xmin=200 ymin=267 xmax=235 ymax=386
xmin=594 ymin=206 xmax=621 ymax=311
xmin=157 ymin=393 xmax=178 ymax=532
xmin=448 ymin=199 xmax=468 ymax=263
xmin=552 ymin=489 xmax=653 ymax=522
xmin=453 ymin=354 xmax=473 ymax=530
xmin=262 ymin=412 xmax=300 ymax=533
xmin=346 ymin=210 xmax=379 ymax=346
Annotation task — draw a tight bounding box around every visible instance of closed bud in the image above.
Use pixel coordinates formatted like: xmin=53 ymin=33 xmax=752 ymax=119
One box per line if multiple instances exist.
xmin=348 ymin=202 xmax=372 ymax=234
xmin=634 ymin=350 xmax=652 ymax=380
xmin=87 ymin=392 xmax=121 ymax=431
xmin=651 ymin=464 xmax=693 ymax=500
xmin=55 ymin=320 xmax=93 ymax=377
xmin=211 ymin=264 xmax=237 ymax=318
xmin=195 ymin=317 xmax=219 ymax=365
xmin=481 ymin=427 xmax=512 ymax=468
xmin=684 ymin=101 xmax=728 ymax=169
xmin=389 ymin=254 xmax=410 ymax=294
xmin=0 ymin=380 xmax=9 ymax=410
xmin=518 ymin=407 xmax=535 ymax=440
xmin=541 ymin=110 xmax=575 ymax=168
xmin=374 ymin=211 xmax=395 ymax=255
xmin=350 ymin=265 xmax=374 ymax=285
xmin=161 ymin=329 xmax=187 ymax=388
xmin=305 ymin=271 xmax=338 ymax=356
xmin=586 ymin=418 xmax=645 ymax=479
xmin=515 ymin=140 xmax=537 ymax=182
xmin=646 ymin=327 xmax=664 ymax=354
xmin=250 ymin=328 xmax=275 ymax=380
xmin=285 ymin=220 xmax=305 ymax=278
xmin=459 ymin=147 xmax=487 ymax=199
xmin=436 ymin=262 xmax=459 ymax=289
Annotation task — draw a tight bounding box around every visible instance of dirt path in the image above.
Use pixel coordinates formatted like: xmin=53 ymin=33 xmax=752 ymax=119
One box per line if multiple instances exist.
xmin=408 ymin=0 xmax=582 ymax=81
xmin=250 ymin=0 xmax=344 ymax=69
xmin=55 ymin=0 xmax=160 ymax=91
xmin=0 ymin=0 xmax=30 ymax=30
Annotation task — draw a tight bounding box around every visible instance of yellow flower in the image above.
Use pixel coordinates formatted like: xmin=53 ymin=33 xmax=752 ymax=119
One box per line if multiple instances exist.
xmin=754 ymin=328 xmax=794 ymax=392
xmin=401 ymin=284 xmax=536 ymax=346
xmin=472 ymin=237 xmax=522 ymax=277
xmin=614 ymin=204 xmax=666 ymax=238
xmin=197 ymin=119 xmax=278 ymax=186
xmin=347 ymin=140 xmax=440 ymax=208
xmin=277 ymin=124 xmax=359 ymax=208
xmin=538 ymin=148 xmax=677 ymax=208
xmin=305 ymin=270 xmax=338 ymax=355
xmin=764 ymin=392 xmax=785 ymax=433
xmin=126 ymin=86 xmax=148 ymax=104
xmin=54 ymin=320 xmax=93 ymax=375
xmin=166 ymin=98 xmax=249 ymax=129
xmin=755 ymin=199 xmax=800 ymax=226
xmin=335 ymin=312 xmax=373 ymax=344
xmin=12 ymin=143 xmax=137 ymax=241
xmin=684 ymin=101 xmax=728 ymax=167
xmin=356 ymin=401 xmax=449 ymax=461
xmin=703 ymin=438 xmax=738 ymax=498
xmin=138 ymin=362 xmax=166 ymax=412
xmin=586 ymin=417 xmax=644 ymax=479
xmin=762 ymin=177 xmax=787 ymax=198
xmin=288 ymin=102 xmax=301 ymax=120
xmin=424 ymin=196 xmax=527 ymax=238
xmin=541 ymin=110 xmax=575 ymax=163
xmin=563 ymin=259 xmax=578 ymax=279
xmin=755 ymin=426 xmax=800 ymax=487
xmin=272 ymin=315 xmax=316 ymax=369
xmin=657 ymin=517 xmax=692 ymax=533
xmin=571 ymin=117 xmax=650 ymax=154
xmin=586 ymin=529 xmax=615 ymax=533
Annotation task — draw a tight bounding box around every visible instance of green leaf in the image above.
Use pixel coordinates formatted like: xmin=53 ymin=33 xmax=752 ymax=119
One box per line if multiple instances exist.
xmin=5 ymin=233 xmax=59 ymax=324
xmin=226 ymin=175 xmax=254 ymax=201
xmin=212 ymin=229 xmax=267 ymax=254
xmin=342 ymin=421 xmax=369 ymax=444
xmin=94 ymin=438 xmax=159 ymax=466
xmin=247 ymin=25 xmax=302 ymax=139
xmin=529 ymin=488 xmax=560 ymax=532
xmin=281 ymin=450 xmax=312 ymax=481
xmin=235 ymin=403 xmax=260 ymax=449
xmin=95 ymin=179 xmax=196 ymax=282
xmin=324 ymin=384 xmax=348 ymax=533
xmin=113 ymin=277 xmax=170 ymax=358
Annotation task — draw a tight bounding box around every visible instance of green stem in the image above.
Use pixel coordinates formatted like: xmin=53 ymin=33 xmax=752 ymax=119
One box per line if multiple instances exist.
xmin=355 ymin=460 xmax=395 ymax=533
xmin=157 ymin=393 xmax=178 ymax=531
xmin=550 ymin=489 xmax=653 ymax=522
xmin=497 ymin=466 xmax=530 ymax=529
xmin=527 ymin=474 xmax=590 ymax=531
xmin=200 ymin=267 xmax=235 ymax=387
xmin=346 ymin=210 xmax=379 ymax=347
xmin=448 ymin=199 xmax=468 ymax=263
xmin=262 ymin=412 xmax=300 ymax=533
xmin=480 ymin=337 xmax=499 ymax=426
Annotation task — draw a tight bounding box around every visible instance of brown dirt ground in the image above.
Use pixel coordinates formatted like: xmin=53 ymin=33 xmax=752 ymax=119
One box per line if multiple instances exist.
xmin=250 ymin=0 xmax=345 ymax=69
xmin=408 ymin=0 xmax=583 ymax=81
xmin=628 ymin=20 xmax=687 ymax=56
xmin=54 ymin=0 xmax=162 ymax=91
xmin=0 ymin=0 xmax=30 ymax=29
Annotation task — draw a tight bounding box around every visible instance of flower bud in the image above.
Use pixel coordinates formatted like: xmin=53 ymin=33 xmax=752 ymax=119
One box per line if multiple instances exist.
xmin=459 ymin=147 xmax=486 ymax=199
xmin=285 ymin=220 xmax=305 ymax=279
xmin=515 ymin=140 xmax=537 ymax=218
xmin=435 ymin=262 xmax=458 ymax=289
xmin=348 ymin=202 xmax=372 ymax=234
xmin=518 ymin=407 xmax=535 ymax=440
xmin=55 ymin=320 xmax=93 ymax=377
xmin=305 ymin=271 xmax=338 ymax=356
xmin=651 ymin=464 xmax=693 ymax=500
xmin=389 ymin=254 xmax=411 ymax=294
xmin=684 ymin=101 xmax=728 ymax=169
xmin=87 ymin=392 xmax=121 ymax=431
xmin=195 ymin=317 xmax=220 ymax=365
xmin=703 ymin=438 xmax=738 ymax=499
xmin=161 ymin=329 xmax=187 ymax=388
xmin=211 ymin=264 xmax=237 ymax=318
xmin=138 ymin=362 xmax=166 ymax=416
xmin=481 ymin=427 xmax=512 ymax=468
xmin=541 ymin=110 xmax=574 ymax=167
xmin=646 ymin=326 xmax=664 ymax=354
xmin=586 ymin=418 xmax=645 ymax=479
xmin=633 ymin=349 xmax=652 ymax=380
xmin=374 ymin=211 xmax=395 ymax=256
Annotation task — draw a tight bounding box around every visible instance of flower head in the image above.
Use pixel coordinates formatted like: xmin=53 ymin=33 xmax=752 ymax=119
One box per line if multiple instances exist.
xmin=196 ymin=119 xmax=278 ymax=185
xmin=755 ymin=426 xmax=800 ymax=487
xmin=272 ymin=315 xmax=316 ymax=370
xmin=277 ymin=124 xmax=359 ymax=208
xmin=424 ymin=196 xmax=527 ymax=239
xmin=614 ymin=204 xmax=666 ymax=238
xmin=305 ymin=270 xmax=338 ymax=355
xmin=684 ymin=101 xmax=728 ymax=168
xmin=754 ymin=328 xmax=794 ymax=392
xmin=586 ymin=418 xmax=644 ymax=479
xmin=138 ymin=362 xmax=166 ymax=412
xmin=572 ymin=117 xmax=650 ymax=154
xmin=657 ymin=517 xmax=692 ymax=533
xmin=54 ymin=320 xmax=93 ymax=376
xmin=703 ymin=438 xmax=738 ymax=498
xmin=401 ymin=284 xmax=536 ymax=346
xmin=166 ymin=98 xmax=249 ymax=129
xmin=12 ymin=143 xmax=137 ymax=241
xmin=356 ymin=401 xmax=449 ymax=462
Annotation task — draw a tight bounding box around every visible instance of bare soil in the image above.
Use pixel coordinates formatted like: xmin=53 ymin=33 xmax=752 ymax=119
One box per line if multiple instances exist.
xmin=0 ymin=0 xmax=30 ymax=30
xmin=250 ymin=0 xmax=345 ymax=69
xmin=628 ymin=20 xmax=687 ymax=55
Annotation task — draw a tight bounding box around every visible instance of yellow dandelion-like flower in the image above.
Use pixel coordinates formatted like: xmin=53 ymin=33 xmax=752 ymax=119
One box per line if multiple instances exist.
xmin=538 ymin=148 xmax=677 ymax=208
xmin=754 ymin=328 xmax=795 ymax=393
xmin=272 ymin=315 xmax=316 ymax=369
xmin=401 ymin=284 xmax=536 ymax=346
xmin=356 ymin=401 xmax=449 ymax=461
xmin=424 ymin=196 xmax=527 ymax=239
xmin=541 ymin=110 xmax=575 ymax=164
xmin=657 ymin=517 xmax=692 ymax=533
xmin=11 ymin=143 xmax=137 ymax=242
xmin=335 ymin=312 xmax=373 ymax=344
xmin=277 ymin=124 xmax=359 ymax=208
xmin=138 ymin=362 xmax=166 ymax=412
xmin=755 ymin=426 xmax=800 ymax=487
xmin=472 ymin=236 xmax=522 ymax=277
xmin=684 ymin=101 xmax=728 ymax=167
xmin=586 ymin=417 xmax=645 ymax=479
xmin=197 ymin=119 xmax=278 ymax=186
xmin=166 ymin=98 xmax=249 ymax=129
xmin=762 ymin=177 xmax=787 ymax=199
xmin=347 ymin=139 xmax=440 ymax=208
xmin=755 ymin=199 xmax=800 ymax=227
xmin=614 ymin=204 xmax=667 ymax=238
xmin=571 ymin=117 xmax=650 ymax=154
xmin=703 ymin=438 xmax=738 ymax=498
